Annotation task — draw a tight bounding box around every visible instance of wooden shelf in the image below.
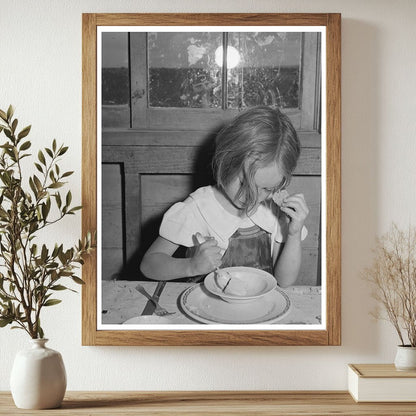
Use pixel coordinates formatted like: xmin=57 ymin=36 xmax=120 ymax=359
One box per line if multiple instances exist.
xmin=2 ymin=391 xmax=416 ymax=415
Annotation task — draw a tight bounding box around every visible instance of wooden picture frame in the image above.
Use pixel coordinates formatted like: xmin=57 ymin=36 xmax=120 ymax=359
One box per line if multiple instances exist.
xmin=82 ymin=13 xmax=341 ymax=346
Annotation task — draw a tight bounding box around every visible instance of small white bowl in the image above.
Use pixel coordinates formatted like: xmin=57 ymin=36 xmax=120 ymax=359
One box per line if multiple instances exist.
xmin=204 ymin=266 xmax=277 ymax=304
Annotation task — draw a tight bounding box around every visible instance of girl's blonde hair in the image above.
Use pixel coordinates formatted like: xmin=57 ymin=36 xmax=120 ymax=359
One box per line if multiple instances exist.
xmin=213 ymin=106 xmax=300 ymax=214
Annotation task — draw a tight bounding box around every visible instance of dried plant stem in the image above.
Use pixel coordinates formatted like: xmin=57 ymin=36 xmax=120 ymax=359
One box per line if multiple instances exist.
xmin=363 ymin=223 xmax=416 ymax=347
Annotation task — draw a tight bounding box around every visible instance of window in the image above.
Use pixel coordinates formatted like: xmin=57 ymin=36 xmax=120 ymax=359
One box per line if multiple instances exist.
xmin=102 ymin=31 xmax=321 ymax=132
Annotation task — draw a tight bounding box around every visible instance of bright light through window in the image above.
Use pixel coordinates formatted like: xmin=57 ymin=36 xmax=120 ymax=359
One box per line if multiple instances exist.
xmin=215 ymin=45 xmax=240 ymax=69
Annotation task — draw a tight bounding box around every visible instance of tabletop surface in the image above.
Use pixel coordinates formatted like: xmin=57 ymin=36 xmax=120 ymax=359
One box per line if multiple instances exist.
xmin=101 ymin=280 xmax=322 ymax=326
xmin=2 ymin=391 xmax=416 ymax=415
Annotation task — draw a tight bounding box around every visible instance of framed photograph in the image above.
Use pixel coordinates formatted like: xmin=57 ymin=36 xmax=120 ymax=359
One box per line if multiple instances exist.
xmin=82 ymin=13 xmax=341 ymax=346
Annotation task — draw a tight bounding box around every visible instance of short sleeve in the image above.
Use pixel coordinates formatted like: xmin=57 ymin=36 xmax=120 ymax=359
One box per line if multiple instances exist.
xmin=159 ymin=200 xmax=203 ymax=247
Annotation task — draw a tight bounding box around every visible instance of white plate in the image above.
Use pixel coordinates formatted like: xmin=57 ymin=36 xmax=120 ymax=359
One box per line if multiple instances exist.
xmin=122 ymin=315 xmax=173 ymax=325
xmin=180 ymin=284 xmax=291 ymax=324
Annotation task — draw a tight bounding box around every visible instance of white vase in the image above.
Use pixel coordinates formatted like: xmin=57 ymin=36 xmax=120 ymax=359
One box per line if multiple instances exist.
xmin=10 ymin=338 xmax=67 ymax=409
xmin=394 ymin=345 xmax=416 ymax=371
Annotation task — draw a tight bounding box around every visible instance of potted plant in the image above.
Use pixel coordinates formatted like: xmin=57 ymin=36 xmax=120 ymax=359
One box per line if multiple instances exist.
xmin=0 ymin=105 xmax=94 ymax=408
xmin=363 ymin=223 xmax=416 ymax=370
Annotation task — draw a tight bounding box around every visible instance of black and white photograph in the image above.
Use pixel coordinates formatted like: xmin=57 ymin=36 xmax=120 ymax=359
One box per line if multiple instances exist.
xmin=81 ymin=13 xmax=341 ymax=346
xmin=99 ymin=27 xmax=324 ymax=327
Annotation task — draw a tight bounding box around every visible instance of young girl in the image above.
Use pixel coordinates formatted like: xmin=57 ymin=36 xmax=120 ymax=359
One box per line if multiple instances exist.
xmin=140 ymin=106 xmax=309 ymax=287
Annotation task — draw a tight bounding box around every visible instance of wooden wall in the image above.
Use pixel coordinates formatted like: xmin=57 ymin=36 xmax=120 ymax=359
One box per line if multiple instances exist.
xmin=101 ymin=130 xmax=321 ymax=285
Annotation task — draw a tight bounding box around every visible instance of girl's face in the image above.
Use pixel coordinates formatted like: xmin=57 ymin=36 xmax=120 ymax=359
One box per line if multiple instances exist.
xmin=223 ymin=161 xmax=285 ymax=212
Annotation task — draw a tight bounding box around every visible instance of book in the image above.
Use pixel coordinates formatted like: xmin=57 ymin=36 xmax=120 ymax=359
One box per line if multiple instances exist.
xmin=348 ymin=364 xmax=416 ymax=402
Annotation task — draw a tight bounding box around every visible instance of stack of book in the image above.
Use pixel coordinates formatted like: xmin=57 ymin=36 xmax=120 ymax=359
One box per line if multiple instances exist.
xmin=348 ymin=364 xmax=416 ymax=402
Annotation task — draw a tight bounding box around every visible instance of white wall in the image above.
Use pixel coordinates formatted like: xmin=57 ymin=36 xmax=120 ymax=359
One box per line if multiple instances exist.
xmin=1 ymin=0 xmax=416 ymax=391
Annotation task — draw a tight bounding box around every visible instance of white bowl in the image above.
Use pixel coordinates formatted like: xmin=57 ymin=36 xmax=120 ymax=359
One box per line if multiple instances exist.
xmin=204 ymin=266 xmax=277 ymax=304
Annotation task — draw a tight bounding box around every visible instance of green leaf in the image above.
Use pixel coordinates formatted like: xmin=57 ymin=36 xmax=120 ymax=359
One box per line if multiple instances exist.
xmin=52 ymin=139 xmax=57 ymax=152
xmin=71 ymin=276 xmax=85 ymax=285
xmin=3 ymin=129 xmax=12 ymax=140
xmin=19 ymin=140 xmax=31 ymax=151
xmin=38 ymin=150 xmax=46 ymax=165
xmin=48 ymin=182 xmax=64 ymax=189
xmin=45 ymin=148 xmax=53 ymax=158
xmin=41 ymin=244 xmax=48 ymax=262
xmin=46 ymin=195 xmax=51 ymax=211
xmin=51 ymin=244 xmax=59 ymax=258
xmin=38 ymin=325 xmax=44 ymax=339
xmin=56 ymin=244 xmax=63 ymax=258
xmin=43 ymin=299 xmax=62 ymax=307
xmin=29 ymin=177 xmax=38 ymax=197
xmin=41 ymin=202 xmax=50 ymax=220
xmin=58 ymin=146 xmax=68 ymax=156
xmin=61 ymin=171 xmax=74 ymax=178
xmin=55 ymin=192 xmax=62 ymax=208
xmin=50 ymin=284 xmax=68 ymax=291
xmin=68 ymin=206 xmax=82 ymax=214
xmin=6 ymin=105 xmax=14 ymax=122
xmin=0 ymin=317 xmax=13 ymax=327
xmin=58 ymin=250 xmax=67 ymax=264
xmin=17 ymin=125 xmax=31 ymax=140
xmin=65 ymin=191 xmax=72 ymax=207
xmin=34 ymin=163 xmax=43 ymax=173
xmin=11 ymin=119 xmax=18 ymax=133
xmin=29 ymin=222 xmax=39 ymax=234
xmin=0 ymin=109 xmax=7 ymax=121
xmin=33 ymin=175 xmax=43 ymax=192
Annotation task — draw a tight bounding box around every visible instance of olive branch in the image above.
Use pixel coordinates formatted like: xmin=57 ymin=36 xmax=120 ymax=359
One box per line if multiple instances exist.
xmin=0 ymin=105 xmax=95 ymax=339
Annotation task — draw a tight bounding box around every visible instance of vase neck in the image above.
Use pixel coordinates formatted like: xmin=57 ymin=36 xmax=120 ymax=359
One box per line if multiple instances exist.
xmin=30 ymin=338 xmax=49 ymax=349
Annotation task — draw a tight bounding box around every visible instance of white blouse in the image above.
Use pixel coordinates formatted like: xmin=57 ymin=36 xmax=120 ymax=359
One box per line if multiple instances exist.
xmin=159 ymin=185 xmax=307 ymax=255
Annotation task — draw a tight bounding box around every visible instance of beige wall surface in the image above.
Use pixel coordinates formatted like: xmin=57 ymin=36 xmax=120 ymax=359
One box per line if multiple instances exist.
xmin=1 ymin=0 xmax=416 ymax=390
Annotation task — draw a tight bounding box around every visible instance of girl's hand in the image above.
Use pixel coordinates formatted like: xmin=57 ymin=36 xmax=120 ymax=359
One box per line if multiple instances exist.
xmin=190 ymin=233 xmax=222 ymax=275
xmin=274 ymin=192 xmax=309 ymax=237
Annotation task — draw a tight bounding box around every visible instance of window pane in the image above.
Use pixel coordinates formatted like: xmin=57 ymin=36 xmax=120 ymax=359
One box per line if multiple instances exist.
xmin=102 ymin=33 xmax=129 ymax=105
xmin=227 ymin=32 xmax=302 ymax=109
xmin=148 ymin=32 xmax=223 ymax=108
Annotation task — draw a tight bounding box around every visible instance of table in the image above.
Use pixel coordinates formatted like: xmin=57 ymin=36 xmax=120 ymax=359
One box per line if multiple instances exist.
xmin=102 ymin=280 xmax=321 ymax=325
xmin=1 ymin=391 xmax=416 ymax=415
